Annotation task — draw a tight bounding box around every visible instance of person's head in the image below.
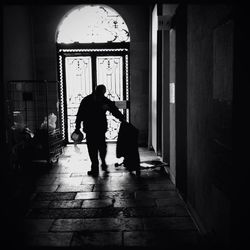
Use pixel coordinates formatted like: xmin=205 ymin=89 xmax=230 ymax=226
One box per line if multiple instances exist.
xmin=95 ymin=84 xmax=106 ymax=98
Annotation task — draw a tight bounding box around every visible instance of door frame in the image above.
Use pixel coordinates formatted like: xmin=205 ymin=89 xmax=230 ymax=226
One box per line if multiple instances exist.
xmin=56 ymin=42 xmax=130 ymax=144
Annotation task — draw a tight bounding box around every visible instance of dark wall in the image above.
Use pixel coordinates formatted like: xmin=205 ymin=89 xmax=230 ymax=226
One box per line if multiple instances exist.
xmin=187 ymin=5 xmax=232 ymax=246
xmin=3 ymin=5 xmax=35 ymax=84
xmin=30 ymin=4 xmax=150 ymax=145
xmin=174 ymin=5 xmax=187 ymax=200
xmin=3 ymin=5 xmax=35 ymax=169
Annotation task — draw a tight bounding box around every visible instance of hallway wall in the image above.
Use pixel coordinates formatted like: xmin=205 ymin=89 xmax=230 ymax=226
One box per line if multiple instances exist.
xmin=29 ymin=4 xmax=150 ymax=146
xmin=186 ymin=5 xmax=232 ymax=246
xmin=3 ymin=5 xmax=35 ymax=83
xmin=3 ymin=5 xmax=36 ymax=169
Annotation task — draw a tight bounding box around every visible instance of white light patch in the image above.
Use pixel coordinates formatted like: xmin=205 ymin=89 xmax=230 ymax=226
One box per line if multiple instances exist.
xmin=170 ymin=82 xmax=175 ymax=103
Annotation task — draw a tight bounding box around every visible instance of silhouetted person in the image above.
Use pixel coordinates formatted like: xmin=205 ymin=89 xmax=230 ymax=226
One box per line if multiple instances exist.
xmin=75 ymin=84 xmax=124 ymax=176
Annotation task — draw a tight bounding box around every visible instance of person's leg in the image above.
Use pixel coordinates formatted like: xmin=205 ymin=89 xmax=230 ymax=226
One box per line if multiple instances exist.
xmin=86 ymin=133 xmax=99 ymax=175
xmin=98 ymin=132 xmax=108 ymax=171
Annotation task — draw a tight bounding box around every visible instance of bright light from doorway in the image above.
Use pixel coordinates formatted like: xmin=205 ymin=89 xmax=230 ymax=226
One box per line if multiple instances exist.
xmin=57 ymin=5 xmax=130 ymax=44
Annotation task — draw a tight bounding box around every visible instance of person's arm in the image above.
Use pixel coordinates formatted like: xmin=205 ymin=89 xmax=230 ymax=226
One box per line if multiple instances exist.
xmin=107 ymin=98 xmax=125 ymax=122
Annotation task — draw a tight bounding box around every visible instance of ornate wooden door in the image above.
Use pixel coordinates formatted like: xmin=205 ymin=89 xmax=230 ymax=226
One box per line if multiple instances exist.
xmin=58 ymin=45 xmax=129 ymax=143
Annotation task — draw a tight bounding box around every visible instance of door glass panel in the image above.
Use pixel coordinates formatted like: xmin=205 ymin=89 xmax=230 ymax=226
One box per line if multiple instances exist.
xmin=65 ymin=56 xmax=92 ymax=142
xmin=96 ymin=56 xmax=123 ymax=141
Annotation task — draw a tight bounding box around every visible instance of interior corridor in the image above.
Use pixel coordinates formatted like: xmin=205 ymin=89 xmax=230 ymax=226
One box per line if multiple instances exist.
xmin=6 ymin=144 xmax=204 ymax=248
xmin=1 ymin=3 xmax=236 ymax=248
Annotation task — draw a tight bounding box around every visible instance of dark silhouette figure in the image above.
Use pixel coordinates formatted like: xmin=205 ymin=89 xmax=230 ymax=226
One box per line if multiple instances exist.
xmin=75 ymin=84 xmax=124 ymax=176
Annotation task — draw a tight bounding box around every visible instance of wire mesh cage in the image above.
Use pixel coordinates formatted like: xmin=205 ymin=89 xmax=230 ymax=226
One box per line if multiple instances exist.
xmin=7 ymin=80 xmax=63 ymax=169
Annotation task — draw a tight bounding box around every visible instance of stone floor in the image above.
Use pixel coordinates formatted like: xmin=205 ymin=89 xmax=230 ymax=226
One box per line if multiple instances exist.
xmin=5 ymin=144 xmax=205 ymax=249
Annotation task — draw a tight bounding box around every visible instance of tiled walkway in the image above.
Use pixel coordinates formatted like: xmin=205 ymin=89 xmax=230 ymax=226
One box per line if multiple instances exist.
xmin=11 ymin=144 xmax=203 ymax=248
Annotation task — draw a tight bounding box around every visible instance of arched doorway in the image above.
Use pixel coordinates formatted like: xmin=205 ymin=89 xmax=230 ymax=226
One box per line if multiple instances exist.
xmin=56 ymin=5 xmax=130 ymax=144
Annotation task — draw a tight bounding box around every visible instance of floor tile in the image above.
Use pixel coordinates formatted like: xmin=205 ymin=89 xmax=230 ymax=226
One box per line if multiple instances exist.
xmin=36 ymin=177 xmax=57 ymax=186
xmin=135 ymin=190 xmax=179 ymax=199
xmin=49 ymin=200 xmax=83 ymax=209
xmin=56 ymin=184 xmax=94 ymax=192
xmin=29 ymin=200 xmax=51 ymax=209
xmin=21 ymin=219 xmax=54 ymax=233
xmin=155 ymin=197 xmax=186 ymax=207
xmin=35 ymin=185 xmax=59 ymax=192
xmin=143 ymin=217 xmax=197 ymax=231
xmin=80 ymin=218 xmax=123 ymax=231
xmin=25 ymin=232 xmax=73 ymax=247
xmin=93 ymin=183 xmax=147 ymax=192
xmin=153 ymin=205 xmax=190 ymax=217
xmin=33 ymin=192 xmax=76 ymax=201
xmin=121 ymin=217 xmax=144 ymax=231
xmin=99 ymin=191 xmax=135 ymax=199
xmin=82 ymin=199 xmax=113 ymax=208
xmin=27 ymin=207 xmax=123 ymax=219
xmin=50 ymin=218 xmax=85 ymax=231
xmin=53 ymin=177 xmax=83 ymax=185
xmin=71 ymin=231 xmax=122 ymax=246
xmin=75 ymin=191 xmax=100 ymax=200
xmin=124 ymin=230 xmax=200 ymax=247
xmin=51 ymin=218 xmax=126 ymax=232
xmin=114 ymin=198 xmax=156 ymax=208
xmin=147 ymin=182 xmax=176 ymax=191
xmin=123 ymin=231 xmax=157 ymax=247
